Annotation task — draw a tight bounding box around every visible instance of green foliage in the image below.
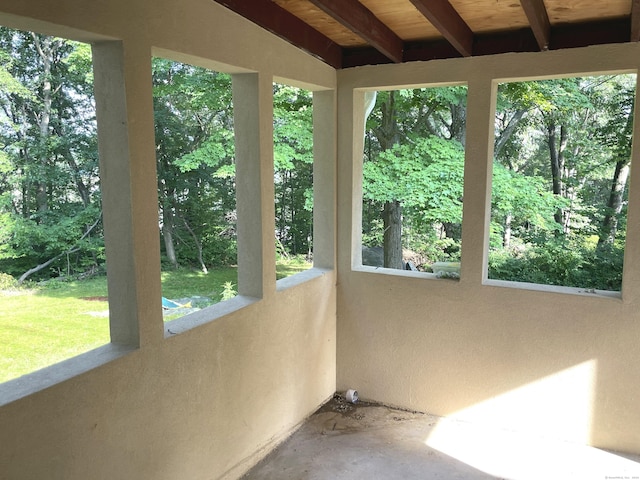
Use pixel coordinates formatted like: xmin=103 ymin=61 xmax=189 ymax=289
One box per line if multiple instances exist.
xmin=0 ymin=272 xmax=16 ymax=289
xmin=364 ymin=136 xmax=464 ymax=214
xmin=363 ymin=134 xmax=466 ymax=262
xmin=152 ymin=58 xmax=237 ymax=269
xmin=488 ymin=236 xmax=624 ymax=291
xmin=0 ymin=27 xmax=102 ymax=281
xmin=489 ymin=74 xmax=635 ymax=290
xmin=273 ymin=83 xmax=314 ymax=259
xmin=275 ymin=255 xmax=313 ymax=279
xmin=362 ymin=85 xmax=469 ymax=267
xmin=0 ymin=206 xmax=103 ymax=279
xmin=160 ymin=267 xmax=237 ymax=302
xmin=490 ymin=161 xmax=566 ymax=241
xmin=220 ymin=281 xmax=237 ymax=301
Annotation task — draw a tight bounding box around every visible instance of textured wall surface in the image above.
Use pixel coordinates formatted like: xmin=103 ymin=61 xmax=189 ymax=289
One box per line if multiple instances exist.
xmin=337 ymin=45 xmax=640 ymax=455
xmin=0 ymin=1 xmax=336 ymax=479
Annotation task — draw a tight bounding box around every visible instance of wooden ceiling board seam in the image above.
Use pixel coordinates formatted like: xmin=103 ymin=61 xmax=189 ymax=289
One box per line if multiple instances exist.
xmin=359 ymin=0 xmax=443 ymax=40
xmin=448 ymin=0 xmax=530 ymax=32
xmin=543 ymin=0 xmax=630 ymax=24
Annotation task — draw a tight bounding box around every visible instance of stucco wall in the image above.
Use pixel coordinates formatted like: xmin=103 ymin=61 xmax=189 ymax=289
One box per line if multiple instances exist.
xmin=0 ymin=1 xmax=337 ymax=479
xmin=336 ymin=44 xmax=640 ymax=455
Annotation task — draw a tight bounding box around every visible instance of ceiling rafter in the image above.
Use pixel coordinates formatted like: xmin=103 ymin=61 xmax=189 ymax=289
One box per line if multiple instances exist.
xmin=520 ymin=0 xmax=551 ymax=50
xmin=408 ymin=0 xmax=474 ymax=57
xmin=343 ymin=19 xmax=627 ymax=68
xmin=632 ymin=0 xmax=640 ymax=42
xmin=212 ymin=0 xmax=343 ymax=68
xmin=307 ymin=0 xmax=404 ymax=63
xmin=214 ymin=1 xmax=635 ymax=69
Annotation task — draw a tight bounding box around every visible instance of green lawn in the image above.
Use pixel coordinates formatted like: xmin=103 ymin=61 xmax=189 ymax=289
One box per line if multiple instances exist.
xmin=0 ymin=275 xmax=111 ymax=384
xmin=0 ymin=260 xmax=312 ymax=383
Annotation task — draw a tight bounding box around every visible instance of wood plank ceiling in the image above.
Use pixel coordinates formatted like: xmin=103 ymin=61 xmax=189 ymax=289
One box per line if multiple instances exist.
xmin=213 ymin=0 xmax=640 ymax=69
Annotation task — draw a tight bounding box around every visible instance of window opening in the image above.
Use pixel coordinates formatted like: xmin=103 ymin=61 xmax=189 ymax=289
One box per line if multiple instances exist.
xmin=152 ymin=57 xmax=237 ymax=321
xmin=362 ymin=86 xmax=468 ymax=277
xmin=0 ymin=27 xmax=108 ymax=382
xmin=488 ymin=74 xmax=636 ymax=292
xmin=273 ymin=82 xmax=314 ymax=280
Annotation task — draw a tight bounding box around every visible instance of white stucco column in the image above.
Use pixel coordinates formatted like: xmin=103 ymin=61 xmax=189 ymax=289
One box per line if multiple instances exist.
xmin=460 ymin=76 xmax=496 ymax=286
xmin=93 ymin=40 xmax=163 ymax=346
xmin=312 ymin=89 xmax=337 ymax=270
xmin=233 ymin=73 xmax=276 ymax=299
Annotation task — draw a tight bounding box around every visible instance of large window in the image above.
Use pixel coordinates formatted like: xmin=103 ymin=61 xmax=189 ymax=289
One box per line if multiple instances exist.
xmin=273 ymin=82 xmax=314 ymax=281
xmin=362 ymin=86 xmax=467 ymax=277
xmin=152 ymin=57 xmax=237 ymax=322
xmin=0 ymin=27 xmax=109 ymax=382
xmin=488 ymin=74 xmax=636 ymax=292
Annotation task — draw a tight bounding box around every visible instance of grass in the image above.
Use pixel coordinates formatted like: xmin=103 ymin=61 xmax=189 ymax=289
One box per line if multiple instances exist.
xmin=0 ymin=260 xmax=312 ymax=383
xmin=0 ymin=276 xmax=110 ymax=383
xmin=275 ymin=255 xmax=314 ymax=279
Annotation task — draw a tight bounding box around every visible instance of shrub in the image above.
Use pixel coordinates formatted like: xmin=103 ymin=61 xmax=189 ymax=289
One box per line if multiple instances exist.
xmin=0 ymin=272 xmax=17 ymax=289
xmin=488 ymin=236 xmax=624 ymax=291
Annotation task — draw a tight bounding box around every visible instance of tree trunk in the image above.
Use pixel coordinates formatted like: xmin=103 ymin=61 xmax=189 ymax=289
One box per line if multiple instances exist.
xmin=598 ymin=159 xmax=630 ymax=247
xmin=52 ymin=123 xmax=92 ymax=206
xmin=383 ymin=200 xmax=403 ymax=269
xmin=449 ymin=101 xmax=467 ymax=146
xmin=33 ymin=34 xmax=56 ymax=215
xmin=181 ymin=215 xmax=208 ymax=274
xmin=494 ymin=108 xmax=526 ymax=159
xmin=18 ymin=214 xmax=101 ymax=283
xmin=374 ymin=91 xmax=404 ymax=269
xmin=162 ymin=204 xmax=178 ymax=268
xmin=503 ymin=212 xmax=512 ymax=248
xmin=548 ymin=120 xmax=567 ymax=228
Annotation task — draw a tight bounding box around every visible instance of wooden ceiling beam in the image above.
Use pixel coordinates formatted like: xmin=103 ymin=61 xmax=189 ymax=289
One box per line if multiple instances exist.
xmin=345 ymin=19 xmax=629 ymax=68
xmin=632 ymin=0 xmax=640 ymax=42
xmin=408 ymin=0 xmax=473 ymax=57
xmin=308 ymin=0 xmax=403 ymax=63
xmin=212 ymin=0 xmax=343 ymax=68
xmin=520 ymin=0 xmax=551 ymax=50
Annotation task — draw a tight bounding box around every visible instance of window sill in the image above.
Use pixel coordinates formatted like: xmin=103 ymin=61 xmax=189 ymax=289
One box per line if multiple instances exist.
xmin=276 ymin=267 xmax=333 ymax=292
xmin=483 ymin=279 xmax=621 ymax=300
xmin=164 ymin=294 xmax=259 ymax=337
xmin=353 ymin=265 xmax=460 ymax=281
xmin=0 ymin=343 xmax=136 ymax=407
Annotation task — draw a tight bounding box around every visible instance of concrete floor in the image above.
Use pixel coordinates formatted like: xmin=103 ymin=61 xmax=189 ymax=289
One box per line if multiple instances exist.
xmin=243 ymin=394 xmax=640 ymax=480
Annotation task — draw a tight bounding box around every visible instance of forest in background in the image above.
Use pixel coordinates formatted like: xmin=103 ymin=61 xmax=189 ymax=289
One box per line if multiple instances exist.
xmin=0 ymin=25 xmax=635 ymax=293
xmin=0 ymin=27 xmax=313 ymax=289
xmin=363 ymin=74 xmax=635 ymax=291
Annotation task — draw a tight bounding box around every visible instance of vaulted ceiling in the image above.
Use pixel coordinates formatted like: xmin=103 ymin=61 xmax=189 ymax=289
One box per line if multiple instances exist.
xmin=213 ymin=0 xmax=640 ymax=68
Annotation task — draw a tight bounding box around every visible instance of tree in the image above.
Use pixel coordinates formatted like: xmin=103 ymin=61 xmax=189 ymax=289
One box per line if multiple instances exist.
xmin=363 ymin=86 xmax=468 ymax=268
xmin=273 ymin=84 xmax=314 ymax=258
xmin=0 ymin=27 xmax=102 ymax=282
xmin=489 ymin=74 xmax=636 ymax=290
xmin=594 ymin=76 xmax=635 ymax=248
xmin=152 ymin=58 xmax=236 ymax=271
xmin=371 ymin=91 xmax=402 ymax=269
